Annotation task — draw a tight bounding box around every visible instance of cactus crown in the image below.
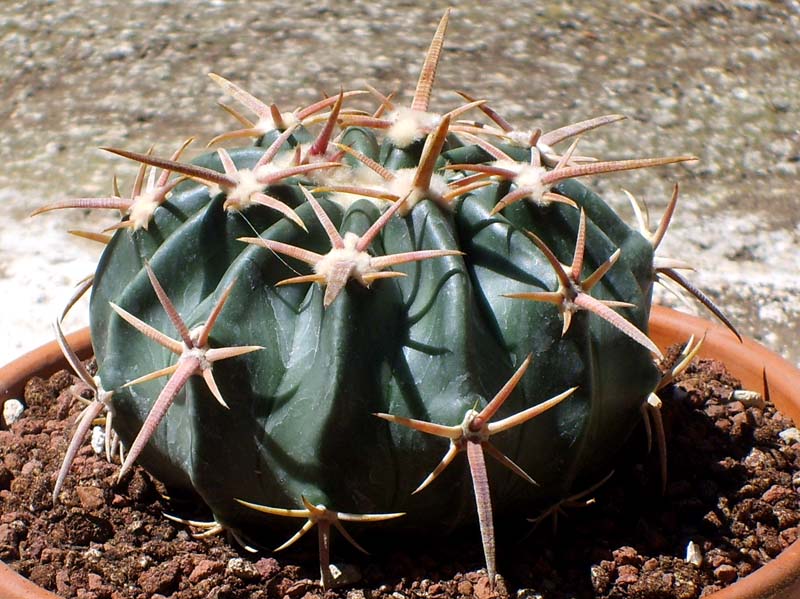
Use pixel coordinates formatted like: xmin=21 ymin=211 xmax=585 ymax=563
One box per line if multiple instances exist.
xmin=37 ymin=8 xmax=736 ymax=590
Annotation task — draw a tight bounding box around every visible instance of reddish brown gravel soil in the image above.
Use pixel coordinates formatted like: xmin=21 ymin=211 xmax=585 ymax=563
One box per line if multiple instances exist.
xmin=1 ymin=349 xmax=799 ymax=599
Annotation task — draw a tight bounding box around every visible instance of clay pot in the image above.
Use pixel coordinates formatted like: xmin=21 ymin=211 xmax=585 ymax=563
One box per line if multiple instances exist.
xmin=0 ymin=328 xmax=92 ymax=405
xmin=1 ymin=308 xmax=799 ymax=599
xmin=648 ymin=305 xmax=800 ymax=599
xmin=0 ymin=329 xmax=90 ymax=599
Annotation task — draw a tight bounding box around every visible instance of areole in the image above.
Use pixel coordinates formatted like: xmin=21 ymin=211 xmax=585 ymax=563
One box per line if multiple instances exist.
xmin=1 ymin=306 xmax=799 ymax=599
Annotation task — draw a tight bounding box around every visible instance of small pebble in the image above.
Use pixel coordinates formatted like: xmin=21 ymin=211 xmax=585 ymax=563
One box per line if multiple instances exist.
xmin=225 ymin=557 xmax=260 ymax=580
xmin=254 ymin=557 xmax=279 ymax=579
xmin=90 ymin=426 xmax=105 ymax=455
xmin=327 ymin=563 xmax=362 ymax=587
xmin=189 ymin=559 xmax=223 ymax=583
xmin=779 ymin=427 xmax=800 ymax=444
xmin=727 ymin=401 xmax=746 ymax=415
xmin=685 ymin=541 xmax=703 ymax=567
xmin=87 ymin=572 xmax=104 ymax=590
xmin=616 ymin=564 xmax=639 ymax=584
xmin=714 ymin=564 xmax=738 ymax=584
xmin=3 ymin=399 xmax=25 ymax=426
xmin=76 ymin=486 xmax=105 ymax=511
xmin=731 ymin=389 xmax=765 ymax=409
xmin=21 ymin=460 xmax=42 ymax=476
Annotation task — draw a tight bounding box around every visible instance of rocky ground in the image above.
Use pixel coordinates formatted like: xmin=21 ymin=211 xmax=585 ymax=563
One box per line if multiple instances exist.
xmin=1 ymin=0 xmax=799 ymax=365
xmin=3 ymin=348 xmax=800 ymax=598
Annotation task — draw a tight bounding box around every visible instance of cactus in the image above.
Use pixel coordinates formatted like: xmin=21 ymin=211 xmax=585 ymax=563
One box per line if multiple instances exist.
xmin=35 ymin=9 xmax=736 ymax=589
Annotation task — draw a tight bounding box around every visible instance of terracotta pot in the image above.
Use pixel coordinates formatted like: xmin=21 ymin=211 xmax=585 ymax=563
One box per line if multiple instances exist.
xmin=0 ymin=329 xmax=92 ymax=405
xmin=648 ymin=305 xmax=800 ymax=599
xmin=1 ymin=308 xmax=799 ymax=599
xmin=0 ymin=329 xmax=90 ymax=599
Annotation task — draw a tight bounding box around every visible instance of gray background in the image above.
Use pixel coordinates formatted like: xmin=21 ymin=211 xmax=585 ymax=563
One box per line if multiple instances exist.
xmin=1 ymin=0 xmax=798 ymax=366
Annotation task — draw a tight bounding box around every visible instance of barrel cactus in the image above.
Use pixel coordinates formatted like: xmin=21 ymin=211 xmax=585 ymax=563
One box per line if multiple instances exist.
xmin=35 ymin=9 xmax=735 ymax=589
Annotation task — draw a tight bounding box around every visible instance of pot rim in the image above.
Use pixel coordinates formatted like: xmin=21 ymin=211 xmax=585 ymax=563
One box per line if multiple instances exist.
xmin=649 ymin=305 xmax=800 ymax=599
xmin=0 ymin=307 xmax=798 ymax=599
xmin=0 ymin=328 xmax=92 ymax=404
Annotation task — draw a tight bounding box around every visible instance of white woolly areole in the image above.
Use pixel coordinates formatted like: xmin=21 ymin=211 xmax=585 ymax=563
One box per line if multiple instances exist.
xmin=387 ymin=107 xmax=441 ymax=148
xmin=225 ymin=168 xmax=265 ymax=210
xmin=302 ymin=142 xmax=341 ymax=166
xmin=321 ymin=165 xmax=392 ymax=209
xmin=387 ymin=168 xmax=450 ymax=216
xmin=506 ymin=130 xmax=555 ymax=155
xmin=328 ymin=193 xmax=384 ymax=210
xmin=507 ymin=130 xmax=534 ymax=147
xmin=182 ymin=346 xmax=212 ymax=371
xmin=536 ymin=140 xmax=555 ymax=156
xmin=281 ymin=112 xmax=301 ymax=128
xmin=495 ymin=160 xmax=552 ymax=206
xmin=252 ymin=161 xmax=285 ymax=183
xmin=250 ymin=147 xmax=301 ymax=182
xmin=188 ymin=325 xmax=210 ymax=351
xmin=129 ymin=190 xmax=161 ymax=230
xmin=492 ymin=159 xmax=526 ymax=177
xmin=254 ymin=111 xmax=301 ymax=134
xmin=332 ymin=163 xmax=384 ymax=187
xmin=93 ymin=376 xmax=114 ymax=409
xmin=314 ymin=232 xmax=375 ymax=283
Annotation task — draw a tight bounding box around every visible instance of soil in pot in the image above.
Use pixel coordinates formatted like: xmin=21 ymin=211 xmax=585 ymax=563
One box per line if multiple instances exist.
xmin=1 ymin=346 xmax=799 ymax=599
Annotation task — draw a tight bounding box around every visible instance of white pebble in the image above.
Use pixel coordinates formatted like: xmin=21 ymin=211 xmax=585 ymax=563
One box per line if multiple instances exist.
xmin=3 ymin=399 xmax=25 ymax=425
xmin=685 ymin=540 xmax=703 ymax=567
xmin=328 ymin=563 xmax=361 ymax=587
xmin=90 ymin=426 xmax=106 ymax=454
xmin=226 ymin=557 xmax=260 ymax=580
xmin=779 ymin=427 xmax=800 ymax=444
xmin=731 ymin=389 xmax=765 ymax=409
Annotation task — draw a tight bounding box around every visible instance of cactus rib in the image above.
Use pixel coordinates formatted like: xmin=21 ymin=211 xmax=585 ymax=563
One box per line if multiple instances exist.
xmin=376 ymin=355 xmax=577 ymax=583
xmin=111 ymin=264 xmax=262 ymax=480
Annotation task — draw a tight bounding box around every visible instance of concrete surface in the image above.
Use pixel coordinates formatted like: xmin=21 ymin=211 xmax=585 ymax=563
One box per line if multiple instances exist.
xmin=1 ymin=1 xmax=798 ymax=366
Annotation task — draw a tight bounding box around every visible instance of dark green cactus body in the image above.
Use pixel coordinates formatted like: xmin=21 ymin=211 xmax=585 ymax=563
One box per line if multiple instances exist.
xmin=90 ymin=124 xmax=660 ymax=542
